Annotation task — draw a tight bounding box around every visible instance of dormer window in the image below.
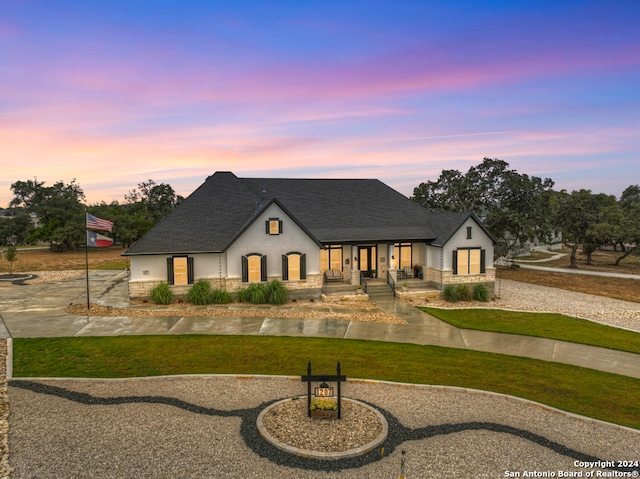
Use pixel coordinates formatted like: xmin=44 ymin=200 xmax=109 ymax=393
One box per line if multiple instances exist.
xmin=266 ymin=218 xmax=283 ymax=235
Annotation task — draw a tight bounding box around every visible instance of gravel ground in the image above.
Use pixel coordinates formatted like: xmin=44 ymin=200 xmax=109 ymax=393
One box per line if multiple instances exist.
xmin=7 ymin=376 xmax=640 ymax=479
xmin=65 ymin=302 xmax=406 ymax=324
xmin=0 ymin=271 xmax=84 ymax=287
xmin=0 ymin=341 xmax=8 ymax=479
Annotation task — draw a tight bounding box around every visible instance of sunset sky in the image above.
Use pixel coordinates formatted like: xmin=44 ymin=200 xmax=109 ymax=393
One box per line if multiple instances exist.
xmin=1 ymin=1 xmax=639 ymax=207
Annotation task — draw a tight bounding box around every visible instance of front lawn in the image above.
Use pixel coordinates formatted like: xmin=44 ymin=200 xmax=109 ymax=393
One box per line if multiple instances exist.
xmin=421 ymin=307 xmax=640 ymax=354
xmin=12 ymin=335 xmax=640 ymax=430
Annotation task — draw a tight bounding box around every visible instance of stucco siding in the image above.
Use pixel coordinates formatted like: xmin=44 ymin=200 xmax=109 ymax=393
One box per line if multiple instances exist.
xmin=441 ymin=218 xmax=494 ymax=270
xmin=129 ymin=255 xmax=168 ymax=282
xmin=226 ymin=203 xmax=320 ymax=279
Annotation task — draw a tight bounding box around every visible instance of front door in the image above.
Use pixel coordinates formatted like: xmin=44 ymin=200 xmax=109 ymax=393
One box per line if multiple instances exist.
xmin=358 ymin=246 xmax=377 ymax=278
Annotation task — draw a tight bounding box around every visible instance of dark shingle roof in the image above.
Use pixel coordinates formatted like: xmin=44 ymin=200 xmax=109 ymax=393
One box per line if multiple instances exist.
xmin=124 ymin=172 xmax=486 ymax=255
xmin=423 ymin=211 xmax=498 ymax=246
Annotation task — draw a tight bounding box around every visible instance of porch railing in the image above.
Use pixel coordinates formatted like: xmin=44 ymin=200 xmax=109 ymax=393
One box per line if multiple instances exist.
xmin=387 ymin=270 xmax=396 ymax=296
xmin=359 ymin=272 xmax=368 ymax=294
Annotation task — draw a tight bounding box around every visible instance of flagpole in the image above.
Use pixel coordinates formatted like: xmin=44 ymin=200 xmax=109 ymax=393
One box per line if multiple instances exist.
xmin=84 ymin=215 xmax=91 ymax=312
xmin=86 ymin=230 xmax=90 ymax=310
xmin=85 ymin=212 xmax=114 ymax=310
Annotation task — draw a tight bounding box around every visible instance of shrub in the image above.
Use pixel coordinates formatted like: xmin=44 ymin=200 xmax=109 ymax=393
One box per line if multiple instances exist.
xmin=235 ymin=287 xmax=248 ymax=303
xmin=187 ymin=279 xmax=212 ymax=305
xmin=150 ymin=282 xmax=173 ymax=305
xmin=266 ymin=280 xmax=287 ymax=305
xmin=236 ymin=281 xmax=287 ymax=305
xmin=473 ymin=284 xmax=489 ymax=302
xmin=455 ymin=284 xmax=473 ymax=301
xmin=443 ymin=284 xmax=458 ymax=302
xmin=310 ymin=398 xmax=337 ymax=411
xmin=237 ymin=283 xmax=268 ymax=304
xmin=210 ymin=289 xmax=233 ymax=304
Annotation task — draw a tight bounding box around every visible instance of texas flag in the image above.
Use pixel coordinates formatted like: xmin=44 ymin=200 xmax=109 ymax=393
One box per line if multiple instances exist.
xmin=87 ymin=230 xmax=113 ymax=247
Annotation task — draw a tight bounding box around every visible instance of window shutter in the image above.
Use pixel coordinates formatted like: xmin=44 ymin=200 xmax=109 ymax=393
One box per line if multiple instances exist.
xmin=300 ymin=253 xmax=306 ymax=280
xmin=187 ymin=257 xmax=194 ymax=284
xmin=279 ymin=220 xmax=283 ymax=234
xmin=167 ymin=258 xmax=174 ymax=285
xmin=282 ymin=254 xmax=288 ymax=281
xmin=480 ymin=249 xmax=486 ymax=274
xmin=265 ymin=220 xmax=270 ymax=234
xmin=261 ymin=255 xmax=268 ymax=282
xmin=242 ymin=256 xmax=248 ymax=283
xmin=300 ymin=254 xmax=307 ymax=279
xmin=452 ymin=250 xmax=458 ymax=275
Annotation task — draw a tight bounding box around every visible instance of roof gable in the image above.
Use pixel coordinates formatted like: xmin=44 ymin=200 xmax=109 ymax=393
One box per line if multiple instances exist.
xmin=424 ymin=211 xmax=498 ymax=247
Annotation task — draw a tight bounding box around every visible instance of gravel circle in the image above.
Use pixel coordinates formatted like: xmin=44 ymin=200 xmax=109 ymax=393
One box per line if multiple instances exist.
xmin=260 ymin=397 xmax=384 ymax=454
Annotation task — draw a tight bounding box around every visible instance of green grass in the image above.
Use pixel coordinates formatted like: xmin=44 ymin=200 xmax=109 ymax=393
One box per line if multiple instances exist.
xmin=94 ymin=260 xmax=128 ymax=270
xmin=421 ymin=307 xmax=640 ymax=354
xmin=13 ymin=335 xmax=640 ymax=429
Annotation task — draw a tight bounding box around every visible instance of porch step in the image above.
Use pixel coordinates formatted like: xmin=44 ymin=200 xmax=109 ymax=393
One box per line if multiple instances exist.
xmin=366 ymin=283 xmax=393 ymax=297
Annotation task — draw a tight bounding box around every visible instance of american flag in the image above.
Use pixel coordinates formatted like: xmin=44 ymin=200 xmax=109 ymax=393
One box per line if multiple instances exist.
xmin=86 ymin=212 xmax=114 ymax=232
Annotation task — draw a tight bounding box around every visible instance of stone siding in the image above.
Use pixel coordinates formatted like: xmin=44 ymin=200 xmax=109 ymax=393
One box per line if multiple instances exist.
xmin=129 ymin=273 xmax=324 ymax=300
xmin=424 ymin=267 xmax=496 ymax=297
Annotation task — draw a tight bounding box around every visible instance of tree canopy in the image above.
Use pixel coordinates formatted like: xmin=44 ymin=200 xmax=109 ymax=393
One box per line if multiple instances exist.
xmin=412 ymin=158 xmax=556 ymax=257
xmin=7 ymin=178 xmax=182 ymax=251
xmin=413 ymin=159 xmax=637 ymax=267
xmin=10 ymin=179 xmax=86 ymax=251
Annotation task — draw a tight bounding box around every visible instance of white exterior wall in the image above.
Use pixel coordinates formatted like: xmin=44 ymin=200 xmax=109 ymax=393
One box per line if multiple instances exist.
xmin=426 ymin=245 xmax=443 ymax=270
xmin=129 ymin=252 xmax=226 ymax=282
xmin=226 ymin=203 xmax=320 ymax=279
xmin=440 ymin=218 xmax=494 ymax=270
xmin=129 ymin=255 xmax=168 ymax=282
xmin=193 ymin=253 xmax=226 ymax=281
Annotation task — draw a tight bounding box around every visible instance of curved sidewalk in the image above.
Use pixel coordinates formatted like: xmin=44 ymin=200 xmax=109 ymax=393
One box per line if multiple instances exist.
xmin=517 ymin=263 xmax=640 ymax=279
xmin=0 ymin=271 xmax=638 ymax=379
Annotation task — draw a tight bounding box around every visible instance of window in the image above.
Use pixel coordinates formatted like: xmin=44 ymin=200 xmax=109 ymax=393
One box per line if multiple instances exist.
xmin=266 ymin=218 xmax=283 ymax=235
xmin=320 ymin=245 xmax=342 ymax=272
xmin=242 ymin=253 xmax=267 ymax=282
xmin=167 ymin=256 xmax=194 ymax=285
xmin=453 ymin=248 xmax=485 ymax=275
xmin=393 ymin=243 xmax=412 ymax=269
xmin=282 ymin=252 xmax=306 ymax=281
xmin=467 ymin=227 xmax=472 ymax=239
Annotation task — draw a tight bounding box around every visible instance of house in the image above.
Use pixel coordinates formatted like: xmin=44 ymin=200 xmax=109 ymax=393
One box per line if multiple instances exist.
xmin=123 ymin=171 xmax=496 ymax=299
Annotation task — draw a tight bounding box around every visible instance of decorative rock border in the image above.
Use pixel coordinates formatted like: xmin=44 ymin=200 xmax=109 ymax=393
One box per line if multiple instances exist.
xmin=257 ymin=396 xmax=388 ymax=460
xmin=0 ymin=273 xmax=38 ymax=285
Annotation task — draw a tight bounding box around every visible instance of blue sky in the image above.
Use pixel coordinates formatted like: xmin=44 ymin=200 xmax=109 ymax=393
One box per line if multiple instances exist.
xmin=1 ymin=0 xmax=639 ymax=206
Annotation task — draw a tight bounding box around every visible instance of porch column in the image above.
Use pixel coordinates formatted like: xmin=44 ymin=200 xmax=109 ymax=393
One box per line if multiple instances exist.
xmin=350 ymin=244 xmax=360 ymax=285
xmin=388 ymin=244 xmax=396 ymax=269
xmin=388 ymin=243 xmax=398 ymax=283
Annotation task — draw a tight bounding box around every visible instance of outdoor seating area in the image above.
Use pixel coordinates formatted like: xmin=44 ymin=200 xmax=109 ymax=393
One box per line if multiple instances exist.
xmin=324 ymin=269 xmax=344 ymax=282
xmin=396 ymin=266 xmax=414 ymax=280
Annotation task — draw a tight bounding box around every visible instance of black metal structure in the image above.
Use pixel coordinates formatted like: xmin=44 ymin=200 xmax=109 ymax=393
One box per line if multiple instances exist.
xmin=301 ymin=361 xmax=346 ymax=418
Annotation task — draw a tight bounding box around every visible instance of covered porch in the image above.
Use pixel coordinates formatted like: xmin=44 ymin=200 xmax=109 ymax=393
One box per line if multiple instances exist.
xmin=320 ymin=239 xmax=439 ymax=299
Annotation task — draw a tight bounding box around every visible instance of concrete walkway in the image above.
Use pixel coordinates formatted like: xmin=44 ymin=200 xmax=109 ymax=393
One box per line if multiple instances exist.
xmin=516 ymin=263 xmax=640 ymax=279
xmin=506 ymin=249 xmax=640 ymax=280
xmin=1 ymin=271 xmax=639 ymax=379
